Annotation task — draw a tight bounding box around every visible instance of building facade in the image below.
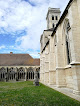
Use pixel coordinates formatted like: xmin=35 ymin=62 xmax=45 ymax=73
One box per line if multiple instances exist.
xmin=0 ymin=52 xmax=40 ymax=82
xmin=40 ymin=0 xmax=80 ymax=95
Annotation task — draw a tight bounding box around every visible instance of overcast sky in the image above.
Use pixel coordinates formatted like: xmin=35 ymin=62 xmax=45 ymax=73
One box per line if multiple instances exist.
xmin=0 ymin=0 xmax=69 ymax=58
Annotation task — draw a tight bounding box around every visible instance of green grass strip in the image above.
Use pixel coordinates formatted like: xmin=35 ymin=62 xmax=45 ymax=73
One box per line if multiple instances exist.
xmin=0 ymin=81 xmax=80 ymax=106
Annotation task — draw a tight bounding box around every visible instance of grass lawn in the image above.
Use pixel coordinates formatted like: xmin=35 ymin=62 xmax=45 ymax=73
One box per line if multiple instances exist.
xmin=0 ymin=81 xmax=80 ymax=106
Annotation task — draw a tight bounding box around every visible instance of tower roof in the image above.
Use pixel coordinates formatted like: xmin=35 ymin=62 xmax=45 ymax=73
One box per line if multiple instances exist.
xmin=46 ymin=8 xmax=61 ymax=19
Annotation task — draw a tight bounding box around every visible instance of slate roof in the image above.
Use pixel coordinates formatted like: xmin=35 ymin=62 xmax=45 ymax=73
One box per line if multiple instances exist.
xmin=0 ymin=53 xmax=40 ymax=66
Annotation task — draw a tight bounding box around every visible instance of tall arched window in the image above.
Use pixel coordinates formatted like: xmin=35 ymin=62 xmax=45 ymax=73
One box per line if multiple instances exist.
xmin=55 ymin=16 xmax=58 ymax=20
xmin=53 ymin=23 xmax=55 ymax=28
xmin=18 ymin=67 xmax=25 ymax=80
xmin=66 ymin=21 xmax=71 ymax=64
xmin=27 ymin=67 xmax=34 ymax=80
xmin=66 ymin=36 xmax=70 ymax=64
xmin=9 ymin=68 xmax=15 ymax=80
xmin=0 ymin=67 xmax=6 ymax=81
xmin=52 ymin=16 xmax=54 ymax=20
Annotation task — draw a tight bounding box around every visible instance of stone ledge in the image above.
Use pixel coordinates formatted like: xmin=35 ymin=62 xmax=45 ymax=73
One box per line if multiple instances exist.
xmin=56 ymin=67 xmax=65 ymax=70
xmin=45 ymin=72 xmax=49 ymax=73
xmin=49 ymin=70 xmax=56 ymax=72
xmin=45 ymin=61 xmax=49 ymax=63
xmin=65 ymin=65 xmax=71 ymax=69
xmin=70 ymin=61 xmax=80 ymax=65
xmin=56 ymin=65 xmax=72 ymax=70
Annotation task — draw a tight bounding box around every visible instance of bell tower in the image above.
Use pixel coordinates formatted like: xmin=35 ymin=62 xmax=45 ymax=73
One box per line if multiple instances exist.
xmin=46 ymin=7 xmax=61 ymax=29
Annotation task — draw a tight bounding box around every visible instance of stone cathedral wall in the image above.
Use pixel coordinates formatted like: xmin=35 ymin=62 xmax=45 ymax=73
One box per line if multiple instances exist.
xmin=40 ymin=0 xmax=80 ymax=95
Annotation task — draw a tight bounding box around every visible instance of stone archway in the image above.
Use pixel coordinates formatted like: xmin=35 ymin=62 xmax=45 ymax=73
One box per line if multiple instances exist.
xmin=63 ymin=18 xmax=72 ymax=65
xmin=8 ymin=67 xmax=16 ymax=81
xmin=27 ymin=67 xmax=34 ymax=81
xmin=17 ymin=67 xmax=25 ymax=81
xmin=0 ymin=67 xmax=6 ymax=81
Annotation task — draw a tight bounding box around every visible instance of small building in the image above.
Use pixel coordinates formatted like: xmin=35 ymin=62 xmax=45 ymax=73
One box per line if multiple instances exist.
xmin=0 ymin=52 xmax=40 ymax=82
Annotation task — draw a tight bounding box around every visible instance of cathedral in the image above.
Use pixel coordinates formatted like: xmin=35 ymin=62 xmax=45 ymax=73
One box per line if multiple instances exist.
xmin=0 ymin=52 xmax=40 ymax=82
xmin=40 ymin=0 xmax=80 ymax=95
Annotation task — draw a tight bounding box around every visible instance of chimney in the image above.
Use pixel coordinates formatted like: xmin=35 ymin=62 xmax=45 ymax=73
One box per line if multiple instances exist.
xmin=10 ymin=52 xmax=13 ymax=54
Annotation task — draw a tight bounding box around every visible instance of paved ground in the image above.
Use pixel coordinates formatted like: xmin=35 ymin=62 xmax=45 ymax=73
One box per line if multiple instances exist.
xmin=43 ymin=83 xmax=80 ymax=102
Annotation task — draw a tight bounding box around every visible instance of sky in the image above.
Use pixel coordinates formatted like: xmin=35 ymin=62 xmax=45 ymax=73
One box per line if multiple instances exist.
xmin=0 ymin=0 xmax=69 ymax=58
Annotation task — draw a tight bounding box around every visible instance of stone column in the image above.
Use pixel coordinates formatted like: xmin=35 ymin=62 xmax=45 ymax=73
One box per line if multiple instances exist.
xmin=5 ymin=67 xmax=8 ymax=82
xmin=42 ymin=52 xmax=45 ymax=84
xmin=15 ymin=67 xmax=17 ymax=81
xmin=69 ymin=1 xmax=80 ymax=95
xmin=16 ymin=68 xmax=18 ymax=81
xmin=44 ymin=45 xmax=49 ymax=85
xmin=33 ymin=67 xmax=36 ymax=84
xmin=71 ymin=63 xmax=80 ymax=95
xmin=55 ymin=26 xmax=66 ymax=88
xmin=24 ymin=68 xmax=27 ymax=81
xmin=70 ymin=0 xmax=80 ymax=63
xmin=56 ymin=68 xmax=66 ymax=87
xmin=40 ymin=54 xmax=43 ymax=83
xmin=49 ymin=36 xmax=56 ymax=85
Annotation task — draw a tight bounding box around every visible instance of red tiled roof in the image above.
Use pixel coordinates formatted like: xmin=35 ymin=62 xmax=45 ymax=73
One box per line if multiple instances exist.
xmin=0 ymin=53 xmax=40 ymax=66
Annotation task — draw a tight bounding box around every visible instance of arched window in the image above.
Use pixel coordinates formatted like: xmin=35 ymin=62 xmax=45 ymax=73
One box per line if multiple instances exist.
xmin=66 ymin=21 xmax=71 ymax=64
xmin=66 ymin=36 xmax=70 ymax=64
xmin=66 ymin=22 xmax=71 ymax=34
xmin=18 ymin=67 xmax=25 ymax=80
xmin=55 ymin=16 xmax=58 ymax=20
xmin=8 ymin=68 xmax=15 ymax=80
xmin=52 ymin=16 xmax=54 ymax=20
xmin=53 ymin=23 xmax=55 ymax=28
xmin=0 ymin=68 xmax=6 ymax=80
xmin=27 ymin=67 xmax=34 ymax=80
